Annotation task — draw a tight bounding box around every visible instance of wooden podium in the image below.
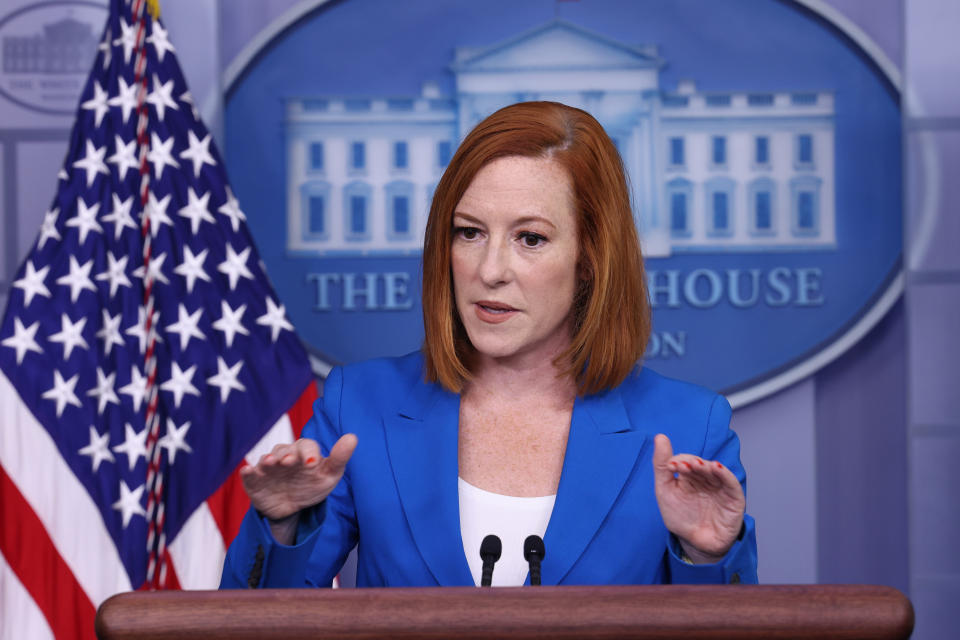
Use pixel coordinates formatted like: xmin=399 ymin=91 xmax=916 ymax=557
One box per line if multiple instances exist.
xmin=96 ymin=584 xmax=913 ymax=639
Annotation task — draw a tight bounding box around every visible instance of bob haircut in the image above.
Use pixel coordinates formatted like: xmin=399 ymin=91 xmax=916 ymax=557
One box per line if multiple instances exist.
xmin=422 ymin=101 xmax=651 ymax=395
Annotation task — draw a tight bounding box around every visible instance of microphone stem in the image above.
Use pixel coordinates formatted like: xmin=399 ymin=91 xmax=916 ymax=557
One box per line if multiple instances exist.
xmin=530 ymin=561 xmax=541 ymax=586
xmin=481 ymin=562 xmax=494 ymax=587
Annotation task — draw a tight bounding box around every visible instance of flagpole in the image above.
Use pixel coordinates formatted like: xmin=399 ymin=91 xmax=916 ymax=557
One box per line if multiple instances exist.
xmin=131 ymin=0 xmax=167 ymax=590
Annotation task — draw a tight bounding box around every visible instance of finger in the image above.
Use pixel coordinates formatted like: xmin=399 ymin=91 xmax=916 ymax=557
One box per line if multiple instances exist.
xmin=239 ymin=462 xmax=260 ymax=479
xmin=270 ymin=442 xmax=294 ymax=457
xmin=671 ymin=454 xmax=724 ymax=489
xmin=324 ymin=433 xmax=358 ymax=474
xmin=709 ymin=460 xmax=745 ymax=495
xmin=294 ymin=437 xmax=323 ymax=467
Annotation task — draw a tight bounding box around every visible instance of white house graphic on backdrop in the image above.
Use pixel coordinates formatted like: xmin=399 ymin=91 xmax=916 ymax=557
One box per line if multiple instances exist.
xmin=285 ymin=20 xmax=835 ymax=257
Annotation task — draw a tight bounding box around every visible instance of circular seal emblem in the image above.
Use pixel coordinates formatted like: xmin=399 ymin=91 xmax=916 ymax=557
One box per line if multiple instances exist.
xmin=0 ymin=2 xmax=107 ymax=115
xmin=224 ymin=0 xmax=902 ymax=406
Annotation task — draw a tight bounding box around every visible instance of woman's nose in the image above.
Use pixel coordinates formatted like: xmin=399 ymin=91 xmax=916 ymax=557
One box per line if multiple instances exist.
xmin=478 ymin=239 xmax=512 ymax=286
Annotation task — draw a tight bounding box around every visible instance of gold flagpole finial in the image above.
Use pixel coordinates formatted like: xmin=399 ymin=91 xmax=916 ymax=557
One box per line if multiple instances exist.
xmin=146 ymin=0 xmax=161 ymax=20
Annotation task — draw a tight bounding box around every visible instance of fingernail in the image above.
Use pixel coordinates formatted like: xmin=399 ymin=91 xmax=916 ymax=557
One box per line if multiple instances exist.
xmin=697 ymin=459 xmax=705 ymax=466
xmin=716 ymin=462 xmax=724 ymax=469
xmin=682 ymin=461 xmax=692 ymax=470
xmin=305 ymin=457 xmax=316 ymax=464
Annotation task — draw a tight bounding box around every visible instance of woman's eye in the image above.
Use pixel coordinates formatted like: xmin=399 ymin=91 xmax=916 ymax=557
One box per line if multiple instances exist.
xmin=456 ymin=226 xmax=479 ymax=240
xmin=519 ymin=232 xmax=546 ymax=247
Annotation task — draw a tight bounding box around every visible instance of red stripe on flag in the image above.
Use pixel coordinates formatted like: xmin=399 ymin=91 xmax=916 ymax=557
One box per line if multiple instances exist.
xmin=0 ymin=463 xmax=97 ymax=640
xmin=206 ymin=381 xmax=318 ymax=547
xmin=290 ymin=380 xmax=319 ymax=439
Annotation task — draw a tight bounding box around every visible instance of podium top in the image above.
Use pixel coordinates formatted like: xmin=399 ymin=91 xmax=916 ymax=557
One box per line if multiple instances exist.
xmin=96 ymin=584 xmax=914 ymax=640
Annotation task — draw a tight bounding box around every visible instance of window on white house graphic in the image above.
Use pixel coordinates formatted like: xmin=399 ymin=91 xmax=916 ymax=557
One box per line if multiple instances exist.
xmin=667 ymin=178 xmax=693 ymax=237
xmin=309 ymin=196 xmax=325 ymax=234
xmin=300 ymin=180 xmax=330 ymax=241
xmin=711 ymin=136 xmax=727 ymax=167
xmin=350 ymin=141 xmax=366 ymax=171
xmin=755 ymin=136 xmax=770 ymax=166
xmin=669 ymin=137 xmax=685 ymax=168
xmin=386 ymin=180 xmax=415 ymax=240
xmin=437 ymin=141 xmax=452 ymax=168
xmin=705 ymin=178 xmax=735 ymax=236
xmin=308 ymin=142 xmax=324 ymax=172
xmin=790 ymin=176 xmax=821 ymax=236
xmin=343 ymin=182 xmax=372 ymax=240
xmin=748 ymin=178 xmax=776 ymax=236
xmin=394 ymin=141 xmax=408 ymax=170
xmin=795 ymin=134 xmax=814 ymax=169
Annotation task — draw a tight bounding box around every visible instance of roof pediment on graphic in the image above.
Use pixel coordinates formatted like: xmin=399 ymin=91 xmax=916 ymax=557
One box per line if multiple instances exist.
xmin=451 ymin=20 xmax=663 ymax=72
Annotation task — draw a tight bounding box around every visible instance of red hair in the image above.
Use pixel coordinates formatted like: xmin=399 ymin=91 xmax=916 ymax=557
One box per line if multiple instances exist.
xmin=422 ymin=101 xmax=650 ymax=395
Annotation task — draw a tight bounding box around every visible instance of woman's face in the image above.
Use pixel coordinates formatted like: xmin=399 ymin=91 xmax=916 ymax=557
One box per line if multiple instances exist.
xmin=451 ymin=155 xmax=579 ymax=367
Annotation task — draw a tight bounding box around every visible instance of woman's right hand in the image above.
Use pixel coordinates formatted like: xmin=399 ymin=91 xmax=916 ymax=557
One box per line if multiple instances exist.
xmin=240 ymin=434 xmax=358 ymax=543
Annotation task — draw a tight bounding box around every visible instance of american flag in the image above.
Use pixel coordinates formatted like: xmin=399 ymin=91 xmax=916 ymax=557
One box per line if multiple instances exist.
xmin=0 ymin=0 xmax=316 ymax=637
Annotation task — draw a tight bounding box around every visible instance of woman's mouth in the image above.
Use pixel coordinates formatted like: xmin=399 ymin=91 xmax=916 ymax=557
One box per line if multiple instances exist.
xmin=475 ymin=302 xmax=517 ymax=323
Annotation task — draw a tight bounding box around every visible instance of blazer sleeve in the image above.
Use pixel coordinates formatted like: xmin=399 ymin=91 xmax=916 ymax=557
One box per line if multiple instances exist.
xmin=219 ymin=366 xmax=358 ymax=589
xmin=665 ymin=394 xmax=759 ymax=585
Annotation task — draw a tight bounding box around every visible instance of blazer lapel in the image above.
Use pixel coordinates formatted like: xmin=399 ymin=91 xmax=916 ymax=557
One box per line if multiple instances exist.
xmin=382 ymin=380 xmax=474 ymax=586
xmin=541 ymin=386 xmax=648 ymax=585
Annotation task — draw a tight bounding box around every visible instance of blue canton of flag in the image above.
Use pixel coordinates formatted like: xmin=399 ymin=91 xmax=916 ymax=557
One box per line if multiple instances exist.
xmin=0 ymin=1 xmax=314 ymax=636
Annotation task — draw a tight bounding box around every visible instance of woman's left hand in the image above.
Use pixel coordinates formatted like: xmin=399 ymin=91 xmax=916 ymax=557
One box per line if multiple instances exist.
xmin=652 ymin=433 xmax=745 ymax=563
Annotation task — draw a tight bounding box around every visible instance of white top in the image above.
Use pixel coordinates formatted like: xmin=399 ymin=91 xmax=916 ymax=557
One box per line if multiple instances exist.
xmin=458 ymin=477 xmax=556 ymax=587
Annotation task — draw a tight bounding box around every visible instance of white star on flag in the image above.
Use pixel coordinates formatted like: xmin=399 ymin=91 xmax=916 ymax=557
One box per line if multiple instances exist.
xmin=217 ymin=187 xmax=247 ymax=232
xmin=125 ymin=306 xmax=162 ymax=354
xmin=147 ymin=21 xmax=176 ymax=61
xmin=141 ymin=190 xmax=176 ymax=238
xmin=146 ymin=74 xmax=179 ymax=122
xmin=159 ymin=419 xmax=193 ymax=465
xmin=96 ymin=253 xmax=133 ymax=297
xmin=212 ymin=301 xmax=249 ymax=348
xmin=113 ymin=18 xmax=136 ymax=63
xmin=108 ymin=76 xmax=138 ymax=124
xmin=178 ymin=187 xmax=215 ymax=234
xmin=112 ymin=422 xmax=148 ymax=471
xmin=1 ymin=317 xmax=43 ymax=365
xmin=132 ymin=251 xmax=170 ymax=286
xmin=257 ymin=297 xmax=295 ymax=343
xmin=72 ymin=140 xmax=110 ymax=187
xmin=160 ymin=361 xmax=201 ymax=408
xmin=97 ymin=25 xmax=112 ymax=69
xmin=112 ymin=481 xmax=146 ymax=529
xmin=118 ymin=365 xmax=148 ymax=412
xmin=81 ymin=80 xmax=110 ymax=127
xmin=41 ymin=370 xmax=83 ymax=418
xmin=147 ymin=132 xmax=180 ymax=179
xmin=78 ymin=426 xmax=115 ymax=472
xmin=207 ymin=356 xmax=246 ymax=403
xmin=37 ymin=207 xmax=61 ymax=249
xmin=86 ymin=367 xmax=120 ymax=415
xmin=107 ymin=135 xmax=139 ymax=180
xmin=101 ymin=193 xmax=138 ymax=240
xmin=66 ymin=197 xmax=103 ymax=245
xmin=56 ymin=256 xmax=98 ymax=302
xmin=96 ymin=309 xmax=126 ymax=356
xmin=179 ymin=131 xmax=217 ymax=177
xmin=173 ymin=246 xmax=212 ymax=293
xmin=12 ymin=261 xmax=51 ymax=306
xmin=48 ymin=313 xmax=89 ymax=359
xmin=165 ymin=304 xmax=205 ymax=351
xmin=217 ymin=244 xmax=254 ymax=291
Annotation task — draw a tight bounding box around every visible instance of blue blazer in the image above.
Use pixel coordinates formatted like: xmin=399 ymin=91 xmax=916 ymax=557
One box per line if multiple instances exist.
xmin=221 ymin=352 xmax=757 ymax=588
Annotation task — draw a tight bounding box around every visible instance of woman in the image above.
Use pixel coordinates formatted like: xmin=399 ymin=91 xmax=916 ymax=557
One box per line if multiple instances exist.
xmin=220 ymin=102 xmax=757 ymax=589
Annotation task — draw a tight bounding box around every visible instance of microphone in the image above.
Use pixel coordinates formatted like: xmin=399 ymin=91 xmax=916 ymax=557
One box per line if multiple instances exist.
xmin=524 ymin=535 xmax=545 ymax=586
xmin=479 ymin=534 xmax=502 ymax=587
